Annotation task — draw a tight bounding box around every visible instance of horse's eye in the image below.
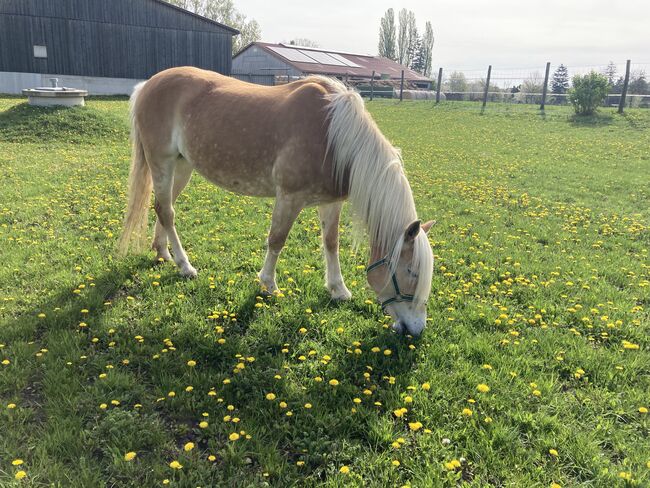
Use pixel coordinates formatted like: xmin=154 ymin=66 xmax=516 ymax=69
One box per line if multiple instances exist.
xmin=407 ymin=266 xmax=419 ymax=278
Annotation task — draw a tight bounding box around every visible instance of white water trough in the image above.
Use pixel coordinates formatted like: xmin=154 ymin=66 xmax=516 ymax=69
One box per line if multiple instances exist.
xmin=22 ymin=78 xmax=88 ymax=107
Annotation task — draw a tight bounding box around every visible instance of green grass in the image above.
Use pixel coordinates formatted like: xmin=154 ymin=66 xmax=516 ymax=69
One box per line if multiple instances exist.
xmin=0 ymin=97 xmax=648 ymax=487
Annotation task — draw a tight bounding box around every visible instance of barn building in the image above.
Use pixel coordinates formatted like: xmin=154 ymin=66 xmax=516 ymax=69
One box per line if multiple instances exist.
xmin=232 ymin=42 xmax=432 ymax=90
xmin=0 ymin=0 xmax=238 ymax=94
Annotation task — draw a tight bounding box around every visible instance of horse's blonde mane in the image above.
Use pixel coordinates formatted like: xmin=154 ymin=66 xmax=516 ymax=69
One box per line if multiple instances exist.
xmin=313 ymin=76 xmax=433 ymax=305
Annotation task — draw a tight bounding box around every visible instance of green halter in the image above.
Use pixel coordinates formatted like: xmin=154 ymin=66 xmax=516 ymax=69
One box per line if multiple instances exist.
xmin=366 ymin=256 xmax=415 ymax=311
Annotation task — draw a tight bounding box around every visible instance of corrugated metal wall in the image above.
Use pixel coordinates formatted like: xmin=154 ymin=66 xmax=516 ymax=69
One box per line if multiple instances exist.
xmin=232 ymin=45 xmax=303 ymax=85
xmin=0 ymin=0 xmax=235 ymax=79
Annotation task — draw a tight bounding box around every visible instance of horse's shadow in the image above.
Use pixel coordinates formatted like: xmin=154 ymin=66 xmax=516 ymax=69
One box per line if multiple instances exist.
xmin=2 ymin=257 xmax=421 ymax=485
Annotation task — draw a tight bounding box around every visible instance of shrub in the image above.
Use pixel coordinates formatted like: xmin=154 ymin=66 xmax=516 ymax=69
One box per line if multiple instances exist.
xmin=567 ymin=72 xmax=609 ymax=115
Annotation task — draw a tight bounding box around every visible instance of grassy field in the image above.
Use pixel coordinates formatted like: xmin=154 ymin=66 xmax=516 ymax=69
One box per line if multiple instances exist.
xmin=0 ymin=96 xmax=648 ymax=487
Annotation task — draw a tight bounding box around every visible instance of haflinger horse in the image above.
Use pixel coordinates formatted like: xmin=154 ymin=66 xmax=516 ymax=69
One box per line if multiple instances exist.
xmin=118 ymin=67 xmax=434 ymax=336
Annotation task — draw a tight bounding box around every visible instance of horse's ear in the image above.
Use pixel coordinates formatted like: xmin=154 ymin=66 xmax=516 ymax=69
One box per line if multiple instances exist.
xmin=404 ymin=220 xmax=421 ymax=242
xmin=421 ymin=220 xmax=436 ymax=233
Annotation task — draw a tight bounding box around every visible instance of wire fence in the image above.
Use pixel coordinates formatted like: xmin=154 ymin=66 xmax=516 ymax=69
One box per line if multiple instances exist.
xmin=431 ymin=61 xmax=650 ymax=109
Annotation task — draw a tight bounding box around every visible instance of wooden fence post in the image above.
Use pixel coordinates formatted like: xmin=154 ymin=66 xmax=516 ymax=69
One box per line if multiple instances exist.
xmin=540 ymin=61 xmax=551 ymax=110
xmin=370 ymin=70 xmax=375 ymax=101
xmin=618 ymin=59 xmax=631 ymax=114
xmin=399 ymin=70 xmax=404 ymax=101
xmin=436 ymin=67 xmax=443 ymax=103
xmin=482 ymin=65 xmax=492 ymax=109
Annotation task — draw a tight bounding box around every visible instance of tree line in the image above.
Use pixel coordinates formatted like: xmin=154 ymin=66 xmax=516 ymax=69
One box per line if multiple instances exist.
xmin=378 ymin=9 xmax=434 ymax=77
xmin=551 ymin=62 xmax=648 ymax=96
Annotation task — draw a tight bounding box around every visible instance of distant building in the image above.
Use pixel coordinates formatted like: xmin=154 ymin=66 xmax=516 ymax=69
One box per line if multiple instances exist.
xmin=0 ymin=0 xmax=238 ymax=95
xmin=232 ymin=42 xmax=432 ymax=89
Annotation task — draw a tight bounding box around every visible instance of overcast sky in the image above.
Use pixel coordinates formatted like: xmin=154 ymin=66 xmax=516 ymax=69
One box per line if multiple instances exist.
xmin=236 ymin=0 xmax=649 ymax=72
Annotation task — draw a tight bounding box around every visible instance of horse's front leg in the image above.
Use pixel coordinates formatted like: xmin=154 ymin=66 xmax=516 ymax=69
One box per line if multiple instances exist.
xmin=319 ymin=201 xmax=352 ymax=300
xmin=258 ymin=195 xmax=303 ymax=294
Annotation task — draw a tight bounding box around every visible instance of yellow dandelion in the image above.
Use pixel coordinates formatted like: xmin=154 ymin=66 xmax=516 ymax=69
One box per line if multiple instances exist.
xmin=15 ymin=471 xmax=27 ymax=480
xmin=462 ymin=408 xmax=473 ymax=416
xmin=187 ymin=360 xmax=196 ymax=367
xmin=339 ymin=466 xmax=350 ymax=474
xmin=12 ymin=459 xmax=24 ymax=466
xmin=549 ymin=449 xmax=558 ymax=457
xmin=199 ymin=421 xmax=209 ymax=429
xmin=184 ymin=442 xmax=194 ymax=452
xmin=408 ymin=421 xmax=423 ymax=431
xmin=124 ymin=452 xmax=136 ymax=461
xmin=639 ymin=407 xmax=648 ymax=414
xmin=477 ymin=384 xmax=490 ymax=393
xmin=422 ymin=382 xmax=431 ymax=391
xmin=169 ymin=460 xmax=183 ymax=469
xmin=394 ymin=408 xmax=408 ymax=418
xmin=265 ymin=393 xmax=276 ymax=401
xmin=329 ymin=379 xmax=339 ymax=386
xmin=229 ymin=432 xmax=240 ymax=441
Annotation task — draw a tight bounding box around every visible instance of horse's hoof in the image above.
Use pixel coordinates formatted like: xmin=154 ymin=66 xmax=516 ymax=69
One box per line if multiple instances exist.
xmin=257 ymin=274 xmax=277 ymax=295
xmin=329 ymin=285 xmax=352 ymax=301
xmin=180 ymin=265 xmax=198 ymax=278
xmin=154 ymin=254 xmax=172 ymax=264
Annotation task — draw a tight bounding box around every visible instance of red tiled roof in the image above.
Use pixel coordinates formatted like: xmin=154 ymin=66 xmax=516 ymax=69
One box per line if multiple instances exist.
xmin=237 ymin=42 xmax=431 ymax=82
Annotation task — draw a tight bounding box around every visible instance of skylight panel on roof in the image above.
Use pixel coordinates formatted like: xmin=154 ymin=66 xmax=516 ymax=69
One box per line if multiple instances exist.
xmin=299 ymin=50 xmax=346 ymax=66
xmin=268 ymin=46 xmax=317 ymax=63
xmin=326 ymin=53 xmax=362 ymax=68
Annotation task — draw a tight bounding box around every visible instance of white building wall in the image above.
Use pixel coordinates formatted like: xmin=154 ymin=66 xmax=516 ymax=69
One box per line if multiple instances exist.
xmin=0 ymin=72 xmax=145 ymax=95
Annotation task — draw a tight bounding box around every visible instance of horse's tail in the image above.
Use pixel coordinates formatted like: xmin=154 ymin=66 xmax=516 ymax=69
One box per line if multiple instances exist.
xmin=117 ymin=81 xmax=152 ymax=256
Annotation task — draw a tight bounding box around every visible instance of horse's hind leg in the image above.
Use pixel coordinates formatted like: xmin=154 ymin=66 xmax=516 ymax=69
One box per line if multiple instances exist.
xmin=258 ymin=195 xmax=303 ymax=293
xmin=319 ymin=202 xmax=352 ymax=300
xmin=151 ymin=157 xmax=197 ymax=278
xmin=152 ymin=158 xmax=193 ymax=262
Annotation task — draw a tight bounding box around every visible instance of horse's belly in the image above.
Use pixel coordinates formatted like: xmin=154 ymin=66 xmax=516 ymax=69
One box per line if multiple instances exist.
xmin=190 ymin=158 xmax=276 ymax=197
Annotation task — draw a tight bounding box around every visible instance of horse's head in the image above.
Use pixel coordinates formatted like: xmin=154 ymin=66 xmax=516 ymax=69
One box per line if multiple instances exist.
xmin=366 ymin=220 xmax=435 ymax=337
